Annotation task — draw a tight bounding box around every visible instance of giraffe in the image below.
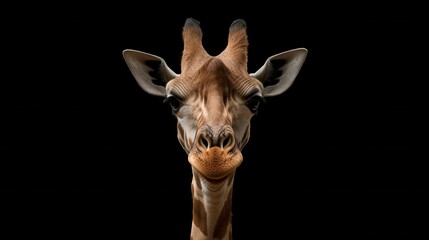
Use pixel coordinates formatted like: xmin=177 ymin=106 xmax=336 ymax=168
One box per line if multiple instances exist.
xmin=122 ymin=18 xmax=307 ymax=240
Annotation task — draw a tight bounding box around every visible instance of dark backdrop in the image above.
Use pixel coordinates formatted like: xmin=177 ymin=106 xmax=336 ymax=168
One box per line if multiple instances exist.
xmin=2 ymin=3 xmax=428 ymax=238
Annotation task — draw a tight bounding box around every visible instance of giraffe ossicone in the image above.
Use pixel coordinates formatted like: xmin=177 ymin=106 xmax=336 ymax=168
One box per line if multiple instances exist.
xmin=123 ymin=18 xmax=307 ymax=240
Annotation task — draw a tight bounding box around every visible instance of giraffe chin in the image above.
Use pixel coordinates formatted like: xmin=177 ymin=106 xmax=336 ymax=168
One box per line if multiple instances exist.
xmin=188 ymin=146 xmax=243 ymax=181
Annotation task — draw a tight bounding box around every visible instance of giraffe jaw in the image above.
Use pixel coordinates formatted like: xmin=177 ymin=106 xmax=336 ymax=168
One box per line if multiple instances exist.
xmin=191 ymin=168 xmax=235 ymax=193
xmin=188 ymin=146 xmax=243 ymax=180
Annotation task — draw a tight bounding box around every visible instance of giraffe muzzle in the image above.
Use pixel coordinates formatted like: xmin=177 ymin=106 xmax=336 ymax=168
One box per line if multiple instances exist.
xmin=188 ymin=126 xmax=243 ymax=180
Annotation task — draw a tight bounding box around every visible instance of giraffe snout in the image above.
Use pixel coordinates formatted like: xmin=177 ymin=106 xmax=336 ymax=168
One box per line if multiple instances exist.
xmin=196 ymin=126 xmax=235 ymax=152
xmin=189 ymin=126 xmax=243 ymax=180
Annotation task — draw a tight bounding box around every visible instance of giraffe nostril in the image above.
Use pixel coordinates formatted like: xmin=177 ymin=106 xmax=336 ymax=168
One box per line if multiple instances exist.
xmin=196 ymin=128 xmax=235 ymax=151
xmin=199 ymin=135 xmax=210 ymax=149
xmin=221 ymin=133 xmax=234 ymax=150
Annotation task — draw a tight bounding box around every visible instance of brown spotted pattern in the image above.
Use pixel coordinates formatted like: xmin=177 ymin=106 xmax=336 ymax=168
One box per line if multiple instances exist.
xmin=193 ymin=196 xmax=208 ymax=236
xmin=213 ymin=187 xmax=233 ymax=238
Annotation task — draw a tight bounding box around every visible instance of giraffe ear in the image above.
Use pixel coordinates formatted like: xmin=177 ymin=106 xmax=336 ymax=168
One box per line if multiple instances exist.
xmin=250 ymin=48 xmax=308 ymax=97
xmin=123 ymin=49 xmax=179 ymax=97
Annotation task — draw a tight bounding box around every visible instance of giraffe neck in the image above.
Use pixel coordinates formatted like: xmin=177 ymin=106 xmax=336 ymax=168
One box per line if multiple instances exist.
xmin=190 ymin=168 xmax=235 ymax=240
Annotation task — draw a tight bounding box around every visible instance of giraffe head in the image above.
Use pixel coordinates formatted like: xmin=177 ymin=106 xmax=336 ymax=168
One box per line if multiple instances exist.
xmin=123 ymin=18 xmax=307 ymax=181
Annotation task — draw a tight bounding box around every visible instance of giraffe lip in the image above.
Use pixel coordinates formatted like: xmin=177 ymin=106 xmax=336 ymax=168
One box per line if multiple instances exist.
xmin=188 ymin=147 xmax=243 ymax=180
xmin=190 ymin=162 xmax=235 ymax=180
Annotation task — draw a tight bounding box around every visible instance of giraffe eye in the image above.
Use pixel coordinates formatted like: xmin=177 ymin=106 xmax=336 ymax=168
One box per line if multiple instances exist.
xmin=246 ymin=96 xmax=264 ymax=113
xmin=163 ymin=96 xmax=182 ymax=112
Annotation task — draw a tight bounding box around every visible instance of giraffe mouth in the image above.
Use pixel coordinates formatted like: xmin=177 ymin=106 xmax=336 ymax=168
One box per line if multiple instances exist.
xmin=192 ymin=168 xmax=233 ymax=191
xmin=188 ymin=146 xmax=243 ymax=180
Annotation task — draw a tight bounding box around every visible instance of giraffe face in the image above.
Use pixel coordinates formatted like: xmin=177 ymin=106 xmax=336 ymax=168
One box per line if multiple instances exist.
xmin=122 ymin=17 xmax=307 ymax=181
xmin=165 ymin=57 xmax=264 ymax=180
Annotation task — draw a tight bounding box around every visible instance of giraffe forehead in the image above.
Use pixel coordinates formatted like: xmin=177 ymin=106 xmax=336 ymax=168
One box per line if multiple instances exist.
xmin=168 ymin=57 xmax=262 ymax=99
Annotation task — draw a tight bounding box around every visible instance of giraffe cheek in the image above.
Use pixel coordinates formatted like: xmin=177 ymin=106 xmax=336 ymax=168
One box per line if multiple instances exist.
xmin=177 ymin=121 xmax=197 ymax=153
xmin=188 ymin=147 xmax=243 ymax=180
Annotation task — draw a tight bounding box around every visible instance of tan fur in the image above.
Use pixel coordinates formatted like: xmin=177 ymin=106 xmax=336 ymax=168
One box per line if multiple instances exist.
xmin=219 ymin=26 xmax=248 ymax=74
xmin=181 ymin=20 xmax=209 ymax=74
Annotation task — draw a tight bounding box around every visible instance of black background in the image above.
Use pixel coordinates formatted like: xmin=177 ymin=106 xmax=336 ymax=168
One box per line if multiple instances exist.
xmin=2 ymin=3 xmax=429 ymax=238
